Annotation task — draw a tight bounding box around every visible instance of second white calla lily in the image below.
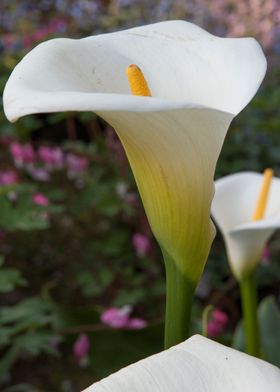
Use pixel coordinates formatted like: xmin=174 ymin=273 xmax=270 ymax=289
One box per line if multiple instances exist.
xmin=3 ymin=20 xmax=266 ymax=285
xmin=212 ymin=172 xmax=280 ymax=280
xmin=83 ymin=334 xmax=280 ymax=391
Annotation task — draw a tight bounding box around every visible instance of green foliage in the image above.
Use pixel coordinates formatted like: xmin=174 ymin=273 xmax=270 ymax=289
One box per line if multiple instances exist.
xmin=0 ymin=296 xmax=58 ymax=371
xmin=233 ymin=296 xmax=280 ymax=366
xmin=0 ymin=256 xmax=27 ymax=293
xmin=0 ymin=188 xmax=49 ymax=231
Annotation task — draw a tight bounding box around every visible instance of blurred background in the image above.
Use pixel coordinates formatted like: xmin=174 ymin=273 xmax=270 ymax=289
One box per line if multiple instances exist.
xmin=0 ymin=1 xmax=280 ymax=391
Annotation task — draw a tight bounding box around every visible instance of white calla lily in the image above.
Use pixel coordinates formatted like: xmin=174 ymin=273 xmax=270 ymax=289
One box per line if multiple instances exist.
xmin=3 ymin=21 xmax=266 ymax=347
xmin=212 ymin=172 xmax=280 ymax=280
xmin=3 ymin=20 xmax=266 ymax=284
xmin=83 ymin=334 xmax=280 ymax=392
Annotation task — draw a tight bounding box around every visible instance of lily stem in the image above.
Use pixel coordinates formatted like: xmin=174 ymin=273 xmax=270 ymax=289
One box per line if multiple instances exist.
xmin=239 ymin=273 xmax=261 ymax=357
xmin=163 ymin=251 xmax=195 ymax=349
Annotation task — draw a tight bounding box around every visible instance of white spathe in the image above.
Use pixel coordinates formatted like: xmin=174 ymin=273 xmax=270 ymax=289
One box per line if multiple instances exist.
xmin=212 ymin=172 xmax=280 ymax=280
xmin=3 ymin=21 xmax=267 ymax=282
xmin=83 ymin=335 xmax=280 ymax=392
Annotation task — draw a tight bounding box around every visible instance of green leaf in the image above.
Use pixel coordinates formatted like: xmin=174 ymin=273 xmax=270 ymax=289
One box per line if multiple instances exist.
xmin=0 ymin=345 xmax=21 ymax=375
xmin=233 ymin=296 xmax=280 ymax=366
xmin=0 ymin=268 xmax=27 ymax=293
xmin=0 ymin=195 xmax=50 ymax=231
xmin=14 ymin=331 xmax=58 ymax=356
xmin=258 ymin=296 xmax=280 ymax=366
xmin=0 ymin=297 xmax=51 ymax=326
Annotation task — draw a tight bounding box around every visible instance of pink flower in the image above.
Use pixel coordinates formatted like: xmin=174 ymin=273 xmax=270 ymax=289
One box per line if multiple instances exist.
xmin=66 ymin=153 xmax=88 ymax=178
xmin=10 ymin=142 xmax=23 ymax=163
xmin=0 ymin=170 xmax=18 ymax=186
xmin=207 ymin=308 xmax=228 ymax=338
xmin=38 ymin=146 xmax=64 ymax=169
xmin=28 ymin=167 xmax=50 ymax=182
xmin=207 ymin=320 xmax=223 ymax=337
xmin=73 ymin=333 xmax=90 ymax=362
xmin=132 ymin=233 xmax=150 ymax=257
xmin=127 ymin=318 xmax=148 ymax=329
xmin=101 ymin=306 xmax=132 ymax=329
xmin=32 ymin=28 xmax=49 ymax=42
xmin=32 ymin=192 xmax=49 ymax=206
xmin=10 ymin=142 xmax=35 ymax=166
xmin=212 ymin=309 xmax=228 ymax=325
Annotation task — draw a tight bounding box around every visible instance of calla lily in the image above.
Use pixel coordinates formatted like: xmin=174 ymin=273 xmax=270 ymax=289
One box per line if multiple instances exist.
xmin=82 ymin=334 xmax=280 ymax=391
xmin=212 ymin=172 xmax=280 ymax=280
xmin=3 ymin=20 xmax=266 ymax=346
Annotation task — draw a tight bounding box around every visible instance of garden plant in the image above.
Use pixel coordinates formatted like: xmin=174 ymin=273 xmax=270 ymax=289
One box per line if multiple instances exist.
xmin=0 ymin=1 xmax=280 ymax=391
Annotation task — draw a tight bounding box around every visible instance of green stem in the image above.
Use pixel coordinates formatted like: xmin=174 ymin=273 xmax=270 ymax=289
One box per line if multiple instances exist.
xmin=202 ymin=304 xmax=214 ymax=337
xmin=239 ymin=273 xmax=261 ymax=357
xmin=163 ymin=251 xmax=195 ymax=349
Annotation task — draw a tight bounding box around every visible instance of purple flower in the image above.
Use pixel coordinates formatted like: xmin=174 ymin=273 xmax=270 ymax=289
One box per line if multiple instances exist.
xmin=66 ymin=153 xmax=88 ymax=178
xmin=132 ymin=233 xmax=150 ymax=257
xmin=66 ymin=153 xmax=88 ymax=173
xmin=0 ymin=170 xmax=18 ymax=186
xmin=27 ymin=167 xmax=50 ymax=182
xmin=10 ymin=142 xmax=35 ymax=167
xmin=100 ymin=306 xmax=148 ymax=330
xmin=101 ymin=306 xmax=132 ymax=329
xmin=207 ymin=309 xmax=228 ymax=338
xmin=73 ymin=333 xmax=90 ymax=362
xmin=127 ymin=318 xmax=148 ymax=329
xmin=38 ymin=146 xmax=64 ymax=169
xmin=212 ymin=309 xmax=228 ymax=325
xmin=32 ymin=192 xmax=49 ymax=206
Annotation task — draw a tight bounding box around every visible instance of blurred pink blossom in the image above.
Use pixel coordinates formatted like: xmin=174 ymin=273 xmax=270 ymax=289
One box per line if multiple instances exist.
xmin=28 ymin=167 xmax=50 ymax=182
xmin=132 ymin=233 xmax=150 ymax=257
xmin=207 ymin=309 xmax=228 ymax=338
xmin=32 ymin=28 xmax=49 ymax=42
xmin=73 ymin=333 xmax=90 ymax=362
xmin=32 ymin=193 xmax=49 ymax=206
xmin=0 ymin=170 xmax=18 ymax=186
xmin=127 ymin=318 xmax=148 ymax=329
xmin=38 ymin=146 xmax=64 ymax=169
xmin=212 ymin=309 xmax=228 ymax=325
xmin=101 ymin=306 xmax=148 ymax=330
xmin=261 ymin=245 xmax=270 ymax=265
xmin=10 ymin=142 xmax=35 ymax=167
xmin=66 ymin=153 xmax=89 ymax=178
xmin=101 ymin=305 xmax=132 ymax=328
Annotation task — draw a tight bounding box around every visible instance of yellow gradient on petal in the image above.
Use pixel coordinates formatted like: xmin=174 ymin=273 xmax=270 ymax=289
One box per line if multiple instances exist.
xmin=126 ymin=64 xmax=151 ymax=97
xmin=252 ymin=169 xmax=273 ymax=221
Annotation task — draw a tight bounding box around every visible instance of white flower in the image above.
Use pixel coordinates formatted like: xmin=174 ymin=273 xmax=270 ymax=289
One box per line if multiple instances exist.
xmin=212 ymin=172 xmax=280 ymax=280
xmin=3 ymin=21 xmax=266 ymax=282
xmin=82 ymin=334 xmax=280 ymax=391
